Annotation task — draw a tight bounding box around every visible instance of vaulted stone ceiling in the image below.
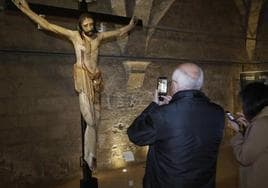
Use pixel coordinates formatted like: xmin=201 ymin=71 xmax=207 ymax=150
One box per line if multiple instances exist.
xmin=233 ymin=0 xmax=267 ymax=60
xmin=109 ymin=0 xmax=267 ymax=62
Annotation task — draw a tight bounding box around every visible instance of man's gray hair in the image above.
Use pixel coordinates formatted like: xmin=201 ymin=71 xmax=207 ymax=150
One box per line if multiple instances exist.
xmin=175 ymin=67 xmax=204 ymax=90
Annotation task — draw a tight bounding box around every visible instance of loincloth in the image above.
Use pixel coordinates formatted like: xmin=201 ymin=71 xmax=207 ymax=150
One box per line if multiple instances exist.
xmin=73 ymin=64 xmax=103 ymax=102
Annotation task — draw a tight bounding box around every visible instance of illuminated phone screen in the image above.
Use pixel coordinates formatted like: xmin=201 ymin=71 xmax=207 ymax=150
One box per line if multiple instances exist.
xmin=157 ymin=77 xmax=168 ymax=95
xmin=226 ymin=111 xmax=235 ymax=121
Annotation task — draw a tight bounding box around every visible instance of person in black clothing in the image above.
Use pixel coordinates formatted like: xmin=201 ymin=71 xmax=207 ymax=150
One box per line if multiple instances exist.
xmin=127 ymin=63 xmax=225 ymax=188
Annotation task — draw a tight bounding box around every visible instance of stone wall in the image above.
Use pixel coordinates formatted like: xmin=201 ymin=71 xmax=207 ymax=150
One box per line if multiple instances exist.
xmin=0 ymin=53 xmax=80 ymax=187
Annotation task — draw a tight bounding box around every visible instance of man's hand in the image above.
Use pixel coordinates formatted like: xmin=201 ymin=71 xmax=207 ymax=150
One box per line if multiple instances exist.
xmin=153 ymin=90 xmax=172 ymax=106
xmin=12 ymin=0 xmax=30 ymax=9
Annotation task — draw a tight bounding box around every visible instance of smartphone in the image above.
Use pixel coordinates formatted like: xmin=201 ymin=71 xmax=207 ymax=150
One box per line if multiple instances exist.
xmin=157 ymin=77 xmax=168 ymax=101
xmin=225 ymin=111 xmax=236 ymax=121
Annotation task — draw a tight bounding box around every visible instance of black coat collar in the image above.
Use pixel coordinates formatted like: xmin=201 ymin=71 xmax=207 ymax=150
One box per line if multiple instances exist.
xmin=171 ymin=90 xmax=209 ymax=102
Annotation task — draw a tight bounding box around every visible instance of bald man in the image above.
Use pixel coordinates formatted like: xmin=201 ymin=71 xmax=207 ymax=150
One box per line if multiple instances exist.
xmin=128 ymin=63 xmax=225 ymax=188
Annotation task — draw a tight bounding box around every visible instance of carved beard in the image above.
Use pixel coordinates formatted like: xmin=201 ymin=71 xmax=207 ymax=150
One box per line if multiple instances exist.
xmin=84 ymin=30 xmax=96 ymax=38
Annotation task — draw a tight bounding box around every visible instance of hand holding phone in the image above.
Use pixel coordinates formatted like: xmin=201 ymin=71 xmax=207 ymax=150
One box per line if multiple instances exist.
xmin=226 ymin=111 xmax=246 ymax=134
xmin=226 ymin=111 xmax=236 ymax=121
xmin=157 ymin=77 xmax=168 ymax=101
xmin=153 ymin=89 xmax=172 ymax=105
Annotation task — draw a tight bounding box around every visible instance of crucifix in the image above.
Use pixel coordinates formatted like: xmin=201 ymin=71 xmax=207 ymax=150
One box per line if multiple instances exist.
xmin=5 ymin=0 xmax=143 ymax=25
xmin=6 ymin=0 xmax=142 ymax=187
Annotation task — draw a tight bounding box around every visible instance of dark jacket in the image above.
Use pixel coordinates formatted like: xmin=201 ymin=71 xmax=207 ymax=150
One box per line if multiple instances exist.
xmin=127 ymin=90 xmax=225 ymax=188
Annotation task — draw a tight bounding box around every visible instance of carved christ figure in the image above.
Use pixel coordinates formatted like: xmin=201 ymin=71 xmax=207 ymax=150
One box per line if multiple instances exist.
xmin=12 ymin=0 xmax=137 ymax=170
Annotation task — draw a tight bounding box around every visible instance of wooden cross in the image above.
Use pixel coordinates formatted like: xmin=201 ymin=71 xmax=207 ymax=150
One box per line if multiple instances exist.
xmin=4 ymin=0 xmax=143 ymax=26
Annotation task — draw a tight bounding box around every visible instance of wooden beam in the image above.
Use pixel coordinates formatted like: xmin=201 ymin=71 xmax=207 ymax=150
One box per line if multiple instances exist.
xmin=4 ymin=0 xmax=142 ymax=26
